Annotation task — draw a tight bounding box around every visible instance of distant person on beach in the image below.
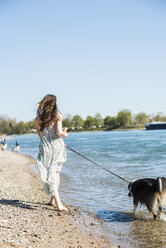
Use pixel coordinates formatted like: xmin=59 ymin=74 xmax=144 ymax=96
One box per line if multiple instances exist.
xmin=35 ymin=94 xmax=68 ymax=211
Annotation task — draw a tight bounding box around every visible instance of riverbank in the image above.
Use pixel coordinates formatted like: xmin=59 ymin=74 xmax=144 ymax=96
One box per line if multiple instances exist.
xmin=67 ymin=125 xmax=145 ymax=133
xmin=0 ymin=124 xmax=145 ymax=137
xmin=0 ymin=150 xmax=115 ymax=248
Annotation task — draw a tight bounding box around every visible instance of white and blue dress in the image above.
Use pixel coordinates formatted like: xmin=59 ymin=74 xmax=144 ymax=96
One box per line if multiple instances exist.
xmin=36 ymin=125 xmax=66 ymax=195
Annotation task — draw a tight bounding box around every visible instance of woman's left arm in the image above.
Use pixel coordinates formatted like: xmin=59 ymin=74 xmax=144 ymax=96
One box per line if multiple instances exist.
xmin=56 ymin=114 xmax=68 ymax=138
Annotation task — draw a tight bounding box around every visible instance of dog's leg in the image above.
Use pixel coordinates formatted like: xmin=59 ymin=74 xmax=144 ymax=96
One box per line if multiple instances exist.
xmin=158 ymin=206 xmax=162 ymax=219
xmin=133 ymin=200 xmax=138 ymax=215
xmin=157 ymin=199 xmax=162 ymax=219
xmin=147 ymin=198 xmax=158 ymax=220
xmin=150 ymin=209 xmax=158 ymax=219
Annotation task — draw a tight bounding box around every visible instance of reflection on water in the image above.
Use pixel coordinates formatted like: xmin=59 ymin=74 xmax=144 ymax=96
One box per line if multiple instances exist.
xmin=97 ymin=210 xmax=137 ymax=223
xmin=97 ymin=209 xmax=166 ymax=247
xmin=129 ymin=217 xmax=166 ymax=248
xmin=6 ymin=130 xmax=166 ymax=247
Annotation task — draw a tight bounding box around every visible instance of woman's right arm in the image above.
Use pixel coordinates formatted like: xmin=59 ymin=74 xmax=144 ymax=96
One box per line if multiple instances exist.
xmin=56 ymin=114 xmax=68 ymax=138
xmin=35 ymin=117 xmax=42 ymax=139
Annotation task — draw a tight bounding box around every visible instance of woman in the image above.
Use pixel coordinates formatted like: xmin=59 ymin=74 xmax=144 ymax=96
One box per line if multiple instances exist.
xmin=35 ymin=94 xmax=68 ymax=211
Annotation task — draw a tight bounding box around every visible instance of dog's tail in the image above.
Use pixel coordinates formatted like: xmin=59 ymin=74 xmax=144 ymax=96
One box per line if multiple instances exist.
xmin=157 ymin=177 xmax=162 ymax=193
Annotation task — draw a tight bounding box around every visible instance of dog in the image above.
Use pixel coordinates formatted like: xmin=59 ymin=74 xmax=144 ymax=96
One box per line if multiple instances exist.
xmin=128 ymin=177 xmax=166 ymax=219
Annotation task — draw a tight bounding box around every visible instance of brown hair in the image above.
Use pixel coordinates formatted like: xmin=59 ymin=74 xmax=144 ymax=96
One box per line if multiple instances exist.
xmin=36 ymin=94 xmax=59 ymax=131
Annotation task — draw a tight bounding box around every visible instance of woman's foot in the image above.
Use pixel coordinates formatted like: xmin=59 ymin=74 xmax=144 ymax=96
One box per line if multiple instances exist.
xmin=48 ymin=201 xmax=55 ymax=206
xmin=57 ymin=203 xmax=68 ymax=212
xmin=50 ymin=195 xmax=68 ymax=211
xmin=48 ymin=196 xmax=55 ymax=206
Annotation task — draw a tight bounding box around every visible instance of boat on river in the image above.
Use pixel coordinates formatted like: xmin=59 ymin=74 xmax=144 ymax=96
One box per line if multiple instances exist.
xmin=145 ymin=122 xmax=166 ymax=130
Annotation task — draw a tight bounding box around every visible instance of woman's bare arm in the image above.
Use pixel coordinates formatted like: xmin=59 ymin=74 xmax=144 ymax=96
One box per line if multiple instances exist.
xmin=35 ymin=117 xmax=42 ymax=139
xmin=56 ymin=114 xmax=68 ymax=138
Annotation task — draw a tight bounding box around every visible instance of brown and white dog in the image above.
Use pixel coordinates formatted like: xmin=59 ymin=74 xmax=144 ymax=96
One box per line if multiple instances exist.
xmin=128 ymin=177 xmax=166 ymax=219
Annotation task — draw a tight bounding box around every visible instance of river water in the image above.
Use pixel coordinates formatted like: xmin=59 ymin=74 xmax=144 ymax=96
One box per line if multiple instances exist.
xmin=7 ymin=130 xmax=166 ymax=247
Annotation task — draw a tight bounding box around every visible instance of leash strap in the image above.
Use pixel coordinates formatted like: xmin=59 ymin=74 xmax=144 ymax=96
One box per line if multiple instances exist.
xmin=66 ymin=145 xmax=129 ymax=184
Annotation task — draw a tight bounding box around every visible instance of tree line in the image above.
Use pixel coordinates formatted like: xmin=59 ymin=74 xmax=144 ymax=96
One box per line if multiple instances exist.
xmin=63 ymin=110 xmax=166 ymax=131
xmin=0 ymin=116 xmax=35 ymax=135
xmin=0 ymin=110 xmax=166 ymax=135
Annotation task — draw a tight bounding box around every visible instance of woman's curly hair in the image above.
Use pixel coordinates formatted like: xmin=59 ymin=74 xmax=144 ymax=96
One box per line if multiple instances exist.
xmin=36 ymin=94 xmax=59 ymax=131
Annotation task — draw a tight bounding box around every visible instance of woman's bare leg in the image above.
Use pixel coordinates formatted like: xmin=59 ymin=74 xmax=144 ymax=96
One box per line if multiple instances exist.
xmin=50 ymin=172 xmax=67 ymax=211
xmin=49 ymin=196 xmax=55 ymax=206
xmin=54 ymin=172 xmax=67 ymax=211
xmin=56 ymin=171 xmax=60 ymax=189
xmin=49 ymin=172 xmax=60 ymax=206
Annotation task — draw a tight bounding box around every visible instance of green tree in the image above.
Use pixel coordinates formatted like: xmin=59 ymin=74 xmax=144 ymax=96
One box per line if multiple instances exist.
xmin=15 ymin=121 xmax=26 ymax=134
xmin=153 ymin=112 xmax=166 ymax=122
xmin=104 ymin=116 xmax=111 ymax=126
xmin=84 ymin=116 xmax=95 ymax=128
xmin=108 ymin=117 xmax=118 ymax=128
xmin=133 ymin=112 xmax=149 ymax=124
xmin=63 ymin=114 xmax=73 ymax=128
xmin=0 ymin=116 xmax=8 ymax=132
xmin=28 ymin=120 xmax=35 ymax=129
xmin=104 ymin=116 xmax=118 ymax=127
xmin=94 ymin=113 xmax=103 ymax=127
xmin=160 ymin=116 xmax=166 ymax=122
xmin=72 ymin=115 xmax=84 ymax=128
xmin=117 ymin=109 xmax=132 ymax=126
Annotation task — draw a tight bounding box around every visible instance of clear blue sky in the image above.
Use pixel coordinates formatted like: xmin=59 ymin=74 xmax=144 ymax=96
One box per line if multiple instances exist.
xmin=0 ymin=0 xmax=166 ymax=121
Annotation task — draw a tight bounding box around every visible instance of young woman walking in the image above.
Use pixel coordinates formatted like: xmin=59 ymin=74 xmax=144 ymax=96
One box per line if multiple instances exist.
xmin=35 ymin=94 xmax=68 ymax=211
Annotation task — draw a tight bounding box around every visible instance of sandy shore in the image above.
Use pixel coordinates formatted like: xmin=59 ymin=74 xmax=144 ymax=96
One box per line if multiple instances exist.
xmin=0 ymin=150 xmax=116 ymax=248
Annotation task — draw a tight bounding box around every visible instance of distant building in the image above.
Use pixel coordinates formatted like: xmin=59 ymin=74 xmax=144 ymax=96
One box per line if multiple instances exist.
xmin=31 ymin=129 xmax=36 ymax=133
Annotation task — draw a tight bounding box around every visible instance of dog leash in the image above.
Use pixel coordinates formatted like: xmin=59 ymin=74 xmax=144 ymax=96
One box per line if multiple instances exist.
xmin=66 ymin=145 xmax=130 ymax=184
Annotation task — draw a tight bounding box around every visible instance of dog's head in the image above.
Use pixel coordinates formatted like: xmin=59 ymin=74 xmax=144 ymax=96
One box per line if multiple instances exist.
xmin=128 ymin=179 xmax=137 ymax=197
xmin=128 ymin=182 xmax=133 ymax=197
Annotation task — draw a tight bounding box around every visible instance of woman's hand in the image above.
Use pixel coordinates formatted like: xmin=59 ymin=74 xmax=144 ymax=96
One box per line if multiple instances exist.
xmin=56 ymin=114 xmax=68 ymax=138
xmin=63 ymin=127 xmax=68 ymax=133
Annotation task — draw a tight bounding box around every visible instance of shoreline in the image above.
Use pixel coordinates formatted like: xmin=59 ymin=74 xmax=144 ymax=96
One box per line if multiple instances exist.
xmin=0 ymin=150 xmax=115 ymax=248
xmin=1 ymin=126 xmax=146 ymax=138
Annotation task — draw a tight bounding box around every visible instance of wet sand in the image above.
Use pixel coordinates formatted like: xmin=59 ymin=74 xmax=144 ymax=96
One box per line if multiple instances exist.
xmin=0 ymin=150 xmax=115 ymax=248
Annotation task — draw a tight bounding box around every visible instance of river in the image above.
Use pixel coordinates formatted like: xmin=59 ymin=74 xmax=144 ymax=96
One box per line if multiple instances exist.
xmin=7 ymin=130 xmax=166 ymax=247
